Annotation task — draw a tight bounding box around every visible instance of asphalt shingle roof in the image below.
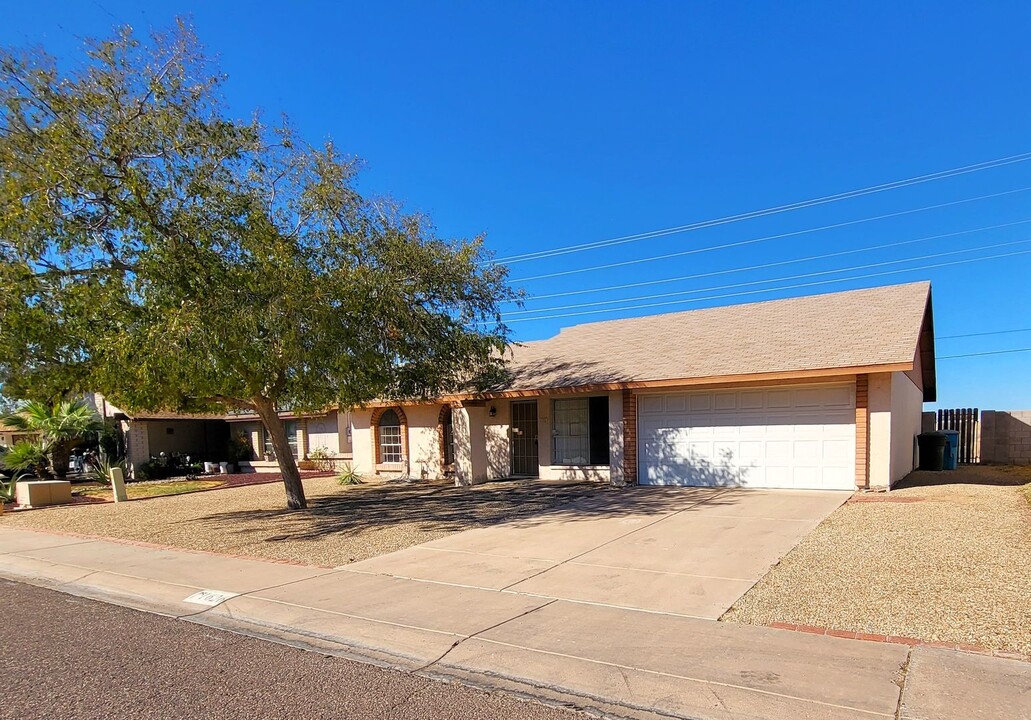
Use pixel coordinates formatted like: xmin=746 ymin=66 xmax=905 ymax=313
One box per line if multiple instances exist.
xmin=500 ymin=281 xmax=931 ymax=391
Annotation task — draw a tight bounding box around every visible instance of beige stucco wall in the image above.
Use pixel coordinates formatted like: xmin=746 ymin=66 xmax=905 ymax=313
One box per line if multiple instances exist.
xmin=868 ymin=371 xmax=924 ymax=489
xmin=306 ymin=412 xmax=343 ymax=456
xmin=350 ymin=410 xmax=373 ymax=475
xmin=407 ymin=404 xmax=445 ymax=480
xmin=350 ymin=405 xmax=448 ymax=479
xmin=485 ymin=400 xmax=512 ymax=480
xmin=454 ymin=405 xmax=488 ymax=485
xmin=867 ymin=373 xmax=893 ymax=489
xmin=890 ymin=371 xmax=923 ymax=484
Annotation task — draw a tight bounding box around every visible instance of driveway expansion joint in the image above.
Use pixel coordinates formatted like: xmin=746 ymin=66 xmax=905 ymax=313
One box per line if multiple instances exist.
xmin=894 ymin=648 xmax=913 ymax=720
xmin=497 ymin=487 xmax=736 ymax=592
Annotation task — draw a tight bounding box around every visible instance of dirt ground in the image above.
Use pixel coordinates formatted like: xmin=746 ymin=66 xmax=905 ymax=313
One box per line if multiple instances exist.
xmin=724 ymin=465 xmax=1031 ymax=655
xmin=0 ymin=475 xmax=614 ymax=567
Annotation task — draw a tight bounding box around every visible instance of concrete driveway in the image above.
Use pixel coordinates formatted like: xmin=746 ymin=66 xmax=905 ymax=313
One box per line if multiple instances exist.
xmin=347 ymin=485 xmax=849 ymax=619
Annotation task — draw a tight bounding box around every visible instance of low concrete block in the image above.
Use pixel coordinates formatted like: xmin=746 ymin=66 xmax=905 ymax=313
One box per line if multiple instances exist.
xmin=15 ymin=480 xmax=72 ymax=508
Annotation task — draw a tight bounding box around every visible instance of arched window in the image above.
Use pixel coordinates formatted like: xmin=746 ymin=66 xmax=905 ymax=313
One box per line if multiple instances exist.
xmin=378 ymin=409 xmax=403 ymax=464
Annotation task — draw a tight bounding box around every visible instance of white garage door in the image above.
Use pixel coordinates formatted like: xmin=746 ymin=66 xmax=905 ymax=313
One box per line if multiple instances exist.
xmin=638 ymin=383 xmax=856 ymax=490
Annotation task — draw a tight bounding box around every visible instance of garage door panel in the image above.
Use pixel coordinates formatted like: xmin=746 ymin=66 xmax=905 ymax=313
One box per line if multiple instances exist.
xmin=689 ymin=394 xmax=712 ymax=411
xmin=640 ymin=396 xmax=665 ymax=414
xmin=638 ymin=383 xmax=856 ymax=490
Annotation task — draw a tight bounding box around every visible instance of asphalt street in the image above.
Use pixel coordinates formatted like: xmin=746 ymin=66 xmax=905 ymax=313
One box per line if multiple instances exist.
xmin=0 ymin=579 xmax=583 ymax=720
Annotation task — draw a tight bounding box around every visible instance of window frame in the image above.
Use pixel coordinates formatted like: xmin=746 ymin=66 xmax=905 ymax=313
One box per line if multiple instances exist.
xmin=377 ymin=409 xmax=404 ymax=465
xmin=551 ymin=396 xmax=610 ymax=467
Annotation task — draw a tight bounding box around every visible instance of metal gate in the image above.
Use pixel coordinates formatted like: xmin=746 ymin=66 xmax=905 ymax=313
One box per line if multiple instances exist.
xmin=510 ymin=400 xmax=539 ymax=476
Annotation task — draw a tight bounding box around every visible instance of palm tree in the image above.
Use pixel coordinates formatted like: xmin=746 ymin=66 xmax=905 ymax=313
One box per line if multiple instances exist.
xmin=2 ymin=399 xmax=103 ymax=479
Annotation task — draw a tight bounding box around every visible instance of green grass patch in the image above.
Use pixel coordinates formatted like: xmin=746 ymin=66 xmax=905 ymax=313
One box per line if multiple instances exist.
xmin=76 ymin=480 xmax=222 ymax=500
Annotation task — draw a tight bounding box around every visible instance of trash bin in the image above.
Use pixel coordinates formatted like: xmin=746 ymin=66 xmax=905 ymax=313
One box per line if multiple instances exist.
xmin=940 ymin=429 xmax=959 ymax=470
xmin=917 ymin=432 xmax=947 ymax=471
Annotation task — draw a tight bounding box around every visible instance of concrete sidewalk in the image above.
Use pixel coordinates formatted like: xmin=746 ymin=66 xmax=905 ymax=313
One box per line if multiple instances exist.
xmin=1 ymin=527 xmax=1027 ymax=720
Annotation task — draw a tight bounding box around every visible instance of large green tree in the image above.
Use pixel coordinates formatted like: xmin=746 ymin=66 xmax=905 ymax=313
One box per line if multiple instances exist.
xmin=0 ymin=22 xmax=514 ymax=509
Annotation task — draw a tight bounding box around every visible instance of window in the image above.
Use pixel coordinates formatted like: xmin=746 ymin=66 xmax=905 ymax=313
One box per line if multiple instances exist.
xmin=263 ymin=420 xmax=299 ymax=459
xmin=552 ymin=396 xmax=609 ymax=466
xmin=378 ymin=409 xmax=403 ymax=464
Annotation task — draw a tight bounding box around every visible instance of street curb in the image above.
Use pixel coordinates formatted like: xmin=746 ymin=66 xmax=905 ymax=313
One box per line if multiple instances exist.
xmin=0 ymin=560 xmax=673 ymax=720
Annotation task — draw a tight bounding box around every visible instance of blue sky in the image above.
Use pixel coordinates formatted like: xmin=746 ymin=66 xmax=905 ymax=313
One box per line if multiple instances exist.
xmin=4 ymin=1 xmax=1031 ymax=409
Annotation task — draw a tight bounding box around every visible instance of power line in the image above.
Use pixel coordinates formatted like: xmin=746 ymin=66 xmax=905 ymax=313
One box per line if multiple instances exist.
xmin=503 ymin=247 xmax=1031 ymax=324
xmin=516 ymin=218 xmax=1031 ymax=302
xmin=504 ymin=239 xmax=1031 ymax=317
xmin=939 ymin=347 xmax=1031 ymax=359
xmin=511 ymin=186 xmax=1031 ymax=282
xmin=494 ymin=151 xmax=1031 ymax=265
xmin=937 ymin=327 xmax=1031 ymax=340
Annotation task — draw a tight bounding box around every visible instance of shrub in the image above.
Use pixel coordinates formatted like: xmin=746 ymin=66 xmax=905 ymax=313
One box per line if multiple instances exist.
xmin=308 ymin=446 xmax=334 ymax=472
xmin=337 ymin=463 xmax=364 ymax=486
xmin=225 ymin=433 xmax=254 ymax=464
xmin=2 ymin=440 xmax=50 ymax=478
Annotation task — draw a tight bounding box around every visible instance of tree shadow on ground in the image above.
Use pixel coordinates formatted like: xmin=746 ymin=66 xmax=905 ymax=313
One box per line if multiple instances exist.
xmin=193 ymin=470 xmax=745 ymax=545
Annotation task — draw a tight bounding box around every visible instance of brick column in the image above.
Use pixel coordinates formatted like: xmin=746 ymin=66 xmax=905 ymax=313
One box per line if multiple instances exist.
xmin=622 ymin=390 xmax=638 ymax=485
xmin=855 ymin=375 xmax=869 ymax=489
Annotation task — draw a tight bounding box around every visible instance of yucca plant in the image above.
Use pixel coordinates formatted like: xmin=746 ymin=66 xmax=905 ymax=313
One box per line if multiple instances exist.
xmin=0 ymin=470 xmax=26 ymax=503
xmin=337 ymin=463 xmax=365 ymax=486
xmin=2 ymin=399 xmax=103 ymax=479
xmin=87 ymin=448 xmax=127 ymax=486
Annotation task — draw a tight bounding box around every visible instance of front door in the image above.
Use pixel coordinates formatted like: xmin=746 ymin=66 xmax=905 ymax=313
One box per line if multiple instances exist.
xmin=510 ymin=400 xmax=539 ymax=477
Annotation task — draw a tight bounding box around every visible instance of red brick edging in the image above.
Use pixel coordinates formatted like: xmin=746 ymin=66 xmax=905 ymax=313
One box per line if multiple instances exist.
xmin=767 ymin=622 xmax=1030 ymax=662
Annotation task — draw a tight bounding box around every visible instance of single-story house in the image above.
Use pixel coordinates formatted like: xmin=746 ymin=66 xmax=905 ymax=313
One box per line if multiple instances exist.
xmin=95 ymin=281 xmax=935 ymax=490
xmin=91 ymin=396 xmax=353 ymax=475
xmin=349 ymin=281 xmax=935 ymax=491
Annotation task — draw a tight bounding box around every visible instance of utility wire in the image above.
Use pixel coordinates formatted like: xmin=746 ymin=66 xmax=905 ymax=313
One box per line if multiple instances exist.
xmin=504 ymin=239 xmax=1031 ymax=317
xmin=503 ymin=248 xmax=1031 ymax=324
xmin=939 ymin=347 xmax=1031 ymax=359
xmin=938 ymin=328 xmax=1031 ymax=339
xmin=515 ymin=218 xmax=1031 ymax=302
xmin=494 ymin=151 xmax=1031 ymax=264
xmin=511 ymin=186 xmax=1031 ymax=282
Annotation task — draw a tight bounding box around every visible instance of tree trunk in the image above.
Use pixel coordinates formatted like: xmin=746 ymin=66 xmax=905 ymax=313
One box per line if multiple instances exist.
xmin=50 ymin=441 xmax=70 ymax=480
xmin=252 ymin=397 xmax=307 ymax=510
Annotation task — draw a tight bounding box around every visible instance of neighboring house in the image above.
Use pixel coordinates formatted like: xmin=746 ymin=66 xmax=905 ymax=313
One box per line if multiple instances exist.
xmin=350 ymin=281 xmax=935 ymax=491
xmin=225 ymin=410 xmax=353 ymax=472
xmin=0 ymin=422 xmax=39 ymax=448
xmin=91 ymin=396 xmax=353 ymax=476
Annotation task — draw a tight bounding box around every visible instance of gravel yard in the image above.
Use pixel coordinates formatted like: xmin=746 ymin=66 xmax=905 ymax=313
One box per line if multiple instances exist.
xmin=0 ymin=475 xmax=613 ymax=567
xmin=723 ymin=465 xmax=1031 ymax=655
